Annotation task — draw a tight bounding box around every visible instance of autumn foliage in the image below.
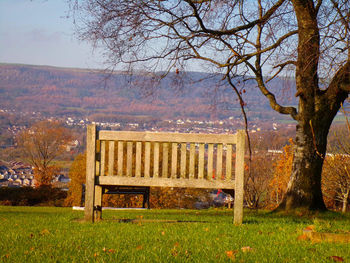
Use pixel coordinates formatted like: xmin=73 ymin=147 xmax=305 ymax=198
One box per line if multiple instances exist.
xmin=65 ymin=153 xmax=86 ymax=206
xmin=322 ymin=155 xmax=350 ymax=213
xmin=269 ymin=139 xmax=294 ymax=209
xmin=16 ymin=121 xmax=72 ymax=187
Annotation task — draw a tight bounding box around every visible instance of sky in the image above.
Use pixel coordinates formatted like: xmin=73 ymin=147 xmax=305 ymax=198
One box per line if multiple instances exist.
xmin=0 ymin=0 xmax=102 ymax=69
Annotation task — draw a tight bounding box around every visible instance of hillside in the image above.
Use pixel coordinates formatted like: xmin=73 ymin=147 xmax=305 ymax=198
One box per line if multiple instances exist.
xmin=0 ymin=63 xmax=297 ymax=122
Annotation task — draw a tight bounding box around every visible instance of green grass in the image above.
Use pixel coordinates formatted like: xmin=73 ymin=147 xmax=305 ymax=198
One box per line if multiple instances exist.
xmin=0 ymin=207 xmax=349 ymax=262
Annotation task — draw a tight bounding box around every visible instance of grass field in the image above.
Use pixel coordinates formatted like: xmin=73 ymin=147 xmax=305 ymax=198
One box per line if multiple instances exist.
xmin=0 ymin=206 xmax=349 ymax=262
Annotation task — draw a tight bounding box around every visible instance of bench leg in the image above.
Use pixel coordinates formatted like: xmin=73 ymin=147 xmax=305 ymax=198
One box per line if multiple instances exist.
xmin=85 ymin=124 xmax=97 ymax=222
xmin=94 ymin=185 xmax=103 ymax=221
xmin=146 ymin=187 xmax=150 ymax=209
xmin=142 ymin=193 xmax=147 ymax=208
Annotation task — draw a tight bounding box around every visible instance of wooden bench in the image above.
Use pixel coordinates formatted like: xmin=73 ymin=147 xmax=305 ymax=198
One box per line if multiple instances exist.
xmin=85 ymin=124 xmax=246 ymax=224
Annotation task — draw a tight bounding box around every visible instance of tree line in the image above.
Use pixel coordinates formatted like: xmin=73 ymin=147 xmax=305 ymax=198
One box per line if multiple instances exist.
xmin=1 ymin=119 xmax=348 ymax=212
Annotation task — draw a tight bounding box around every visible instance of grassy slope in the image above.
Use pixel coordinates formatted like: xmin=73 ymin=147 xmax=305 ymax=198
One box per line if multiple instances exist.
xmin=0 ymin=206 xmax=349 ymax=262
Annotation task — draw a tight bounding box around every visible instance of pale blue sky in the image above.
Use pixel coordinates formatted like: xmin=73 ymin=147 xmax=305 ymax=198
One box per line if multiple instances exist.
xmin=0 ymin=0 xmax=102 ymax=69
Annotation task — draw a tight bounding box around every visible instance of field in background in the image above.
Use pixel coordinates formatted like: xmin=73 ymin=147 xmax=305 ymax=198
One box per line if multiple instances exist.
xmin=0 ymin=206 xmax=349 ymax=262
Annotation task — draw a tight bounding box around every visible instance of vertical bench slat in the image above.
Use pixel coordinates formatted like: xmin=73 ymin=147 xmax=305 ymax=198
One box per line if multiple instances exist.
xmin=162 ymin=143 xmax=169 ymax=178
xmin=153 ymin=142 xmax=160 ymax=177
xmin=96 ymin=141 xmax=100 ymax=176
xmin=108 ymin=141 xmax=115 ymax=176
xmin=226 ymin=144 xmax=232 ymax=180
xmin=127 ymin=142 xmax=133 ymax=176
xmin=100 ymin=141 xmax=106 ymax=176
xmin=198 ymin=143 xmax=205 ymax=179
xmin=216 ymin=144 xmax=223 ymax=180
xmin=144 ymin=142 xmax=151 ymax=178
xmin=189 ymin=143 xmax=195 ymax=179
xmin=180 ymin=143 xmax=186 ymax=178
xmin=136 ymin=142 xmax=142 ymax=177
xmin=171 ymin=143 xmax=177 ymax=179
xmin=117 ymin=141 xmax=123 ymax=176
xmin=207 ymin=143 xmax=214 ymax=180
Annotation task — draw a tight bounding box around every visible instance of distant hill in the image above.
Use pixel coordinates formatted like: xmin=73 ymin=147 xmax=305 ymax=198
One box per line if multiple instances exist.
xmin=0 ymin=63 xmax=297 ymax=122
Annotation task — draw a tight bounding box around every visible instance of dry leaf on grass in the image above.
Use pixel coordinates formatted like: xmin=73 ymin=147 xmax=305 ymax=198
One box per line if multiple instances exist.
xmin=297 ymin=234 xmax=309 ymax=241
xmin=102 ymin=248 xmax=116 ymax=254
xmin=225 ymin=250 xmax=238 ymax=260
xmin=304 ymin=225 xmax=315 ymax=231
xmin=241 ymin=246 xmax=253 ymax=252
xmin=330 ymin=256 xmax=344 ymax=262
xmin=40 ymin=229 xmax=50 ymax=235
xmin=136 ymin=245 xmax=143 ymax=251
xmin=171 ymin=248 xmax=178 ymax=257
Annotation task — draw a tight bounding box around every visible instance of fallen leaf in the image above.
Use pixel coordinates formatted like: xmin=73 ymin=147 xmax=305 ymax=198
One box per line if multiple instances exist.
xmin=136 ymin=245 xmax=143 ymax=250
xmin=297 ymin=234 xmax=308 ymax=241
xmin=225 ymin=250 xmax=237 ymax=260
xmin=330 ymin=256 xmax=344 ymax=262
xmin=296 ymin=211 xmax=304 ymax=217
xmin=304 ymin=225 xmax=315 ymax=231
xmin=171 ymin=248 xmax=178 ymax=257
xmin=241 ymin=246 xmax=253 ymax=252
xmin=40 ymin=229 xmax=50 ymax=235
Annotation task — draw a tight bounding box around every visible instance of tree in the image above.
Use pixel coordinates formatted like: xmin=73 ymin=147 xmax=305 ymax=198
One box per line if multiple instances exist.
xmin=17 ymin=121 xmax=72 ymax=187
xmin=73 ymin=0 xmax=350 ymax=211
xmin=322 ymin=155 xmax=350 ymax=213
xmin=269 ymin=139 xmax=294 ymax=208
xmin=65 ymin=153 xmax=86 ymax=206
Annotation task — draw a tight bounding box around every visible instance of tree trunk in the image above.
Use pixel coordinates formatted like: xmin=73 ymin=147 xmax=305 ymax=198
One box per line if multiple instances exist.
xmin=342 ymin=192 xmax=348 ymax=213
xmin=277 ymin=117 xmax=331 ymax=211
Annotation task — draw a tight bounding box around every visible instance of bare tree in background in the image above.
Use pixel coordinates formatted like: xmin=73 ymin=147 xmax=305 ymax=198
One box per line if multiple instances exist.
xmin=72 ymin=0 xmax=350 ymax=212
xmin=17 ymin=121 xmax=72 ymax=187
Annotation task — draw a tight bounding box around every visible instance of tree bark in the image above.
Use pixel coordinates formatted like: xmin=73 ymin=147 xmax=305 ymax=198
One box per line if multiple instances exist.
xmin=342 ymin=192 xmax=348 ymax=213
xmin=277 ymin=120 xmax=328 ymax=211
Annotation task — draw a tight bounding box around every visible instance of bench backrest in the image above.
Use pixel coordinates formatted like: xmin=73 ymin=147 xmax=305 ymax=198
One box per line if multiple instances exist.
xmin=85 ymin=124 xmax=245 ymax=224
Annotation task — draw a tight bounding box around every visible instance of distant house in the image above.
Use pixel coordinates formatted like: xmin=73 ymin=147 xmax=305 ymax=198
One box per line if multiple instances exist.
xmin=55 ymin=174 xmax=70 ymax=183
